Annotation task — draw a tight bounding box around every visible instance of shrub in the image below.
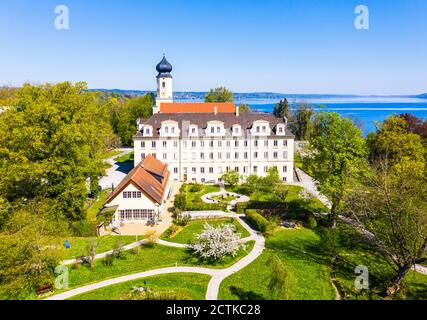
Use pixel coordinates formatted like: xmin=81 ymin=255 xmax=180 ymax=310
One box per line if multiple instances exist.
xmin=103 ymin=253 xmax=115 ymax=266
xmin=188 ymin=223 xmax=245 ymax=261
xmin=317 ymin=227 xmax=339 ymax=259
xmin=145 ymin=230 xmax=158 ymax=247
xmin=130 ymin=246 xmax=141 ymax=255
xmin=86 ymin=239 xmax=98 ymax=269
xmin=174 ymin=194 xmax=187 ymax=210
xmin=71 ymin=220 xmax=97 ymax=237
xmin=113 ymin=240 xmax=125 ymax=259
xmin=307 ymin=215 xmax=318 ymax=229
xmin=174 ymin=213 xmax=191 ymax=227
xmin=189 ymin=183 xmax=202 ymax=193
xmin=245 ymin=209 xmax=275 ymax=234
xmin=164 ymin=225 xmax=180 ymax=239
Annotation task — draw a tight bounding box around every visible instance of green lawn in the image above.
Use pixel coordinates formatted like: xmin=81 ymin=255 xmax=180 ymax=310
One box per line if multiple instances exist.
xmin=60 ymin=235 xmax=138 ymax=260
xmin=219 ymin=228 xmax=336 ymax=300
xmin=227 ymin=184 xmax=329 ymax=214
xmin=69 ymin=273 xmax=211 ymax=300
xmin=61 ymin=241 xmax=255 ymax=291
xmin=114 ymin=152 xmax=134 ymax=163
xmin=161 ymin=218 xmax=250 ymax=244
xmin=185 ymin=184 xmax=221 ymax=203
xmin=85 ymin=189 xmax=110 ymax=221
xmin=211 ymin=194 xmax=238 ymax=203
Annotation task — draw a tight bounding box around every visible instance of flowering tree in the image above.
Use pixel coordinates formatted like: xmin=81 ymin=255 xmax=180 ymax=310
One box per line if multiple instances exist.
xmin=188 ymin=223 xmax=245 ymax=261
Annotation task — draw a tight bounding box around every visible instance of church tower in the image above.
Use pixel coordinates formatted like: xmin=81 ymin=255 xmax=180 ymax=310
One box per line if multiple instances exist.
xmin=154 ymin=55 xmax=173 ymax=114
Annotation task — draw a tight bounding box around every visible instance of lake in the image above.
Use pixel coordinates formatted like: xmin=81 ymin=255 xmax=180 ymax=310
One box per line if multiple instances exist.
xmin=243 ymin=97 xmax=427 ymax=135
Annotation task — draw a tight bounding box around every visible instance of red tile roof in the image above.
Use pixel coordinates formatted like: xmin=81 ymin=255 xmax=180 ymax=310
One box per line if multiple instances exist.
xmin=160 ymin=102 xmax=235 ymax=114
xmin=105 ymin=155 xmax=170 ymax=205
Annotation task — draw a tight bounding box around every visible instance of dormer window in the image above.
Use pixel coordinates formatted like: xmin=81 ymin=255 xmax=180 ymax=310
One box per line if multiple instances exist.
xmin=165 ymin=127 xmax=169 ymax=134
xmin=211 ymin=127 xmax=215 ymax=133
xmin=262 ymin=126 xmax=266 ymax=133
xmin=171 ymin=127 xmax=175 ymax=134
xmin=216 ymin=126 xmax=221 ymax=133
xmin=192 ymin=128 xmax=196 ymax=134
xmin=256 ymin=126 xmax=260 ymax=133
xmin=145 ymin=128 xmax=151 ymax=135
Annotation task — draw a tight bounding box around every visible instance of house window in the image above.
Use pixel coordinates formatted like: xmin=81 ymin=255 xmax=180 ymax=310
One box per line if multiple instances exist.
xmin=200 ymin=141 xmax=205 ymax=148
xmin=256 ymin=126 xmax=260 ymax=133
xmin=254 ymin=140 xmax=258 ymax=147
xmin=264 ymin=140 xmax=268 ymax=147
xmin=273 ymin=152 xmax=278 ymax=159
xmin=173 ymin=153 xmax=178 ymax=160
xmin=209 ymin=167 xmax=214 ymax=174
xmin=253 ymin=166 xmax=258 ymax=173
xmin=244 ymin=152 xmax=248 ymax=159
xmin=209 ymin=140 xmax=214 ymax=148
xmin=278 ymin=126 xmax=283 ymax=133
xmin=191 ymin=127 xmax=196 ymax=134
xmin=152 ymin=141 xmax=156 ymax=148
xmin=235 ymin=140 xmax=239 ymax=147
xmin=171 ymin=127 xmax=175 ymax=134
xmin=264 ymin=152 xmax=268 ymax=159
xmin=262 ymin=126 xmax=267 ymax=133
xmin=218 ymin=152 xmax=222 ymax=160
xmin=192 ymin=141 xmax=196 ymax=148
xmin=123 ymin=191 xmax=141 ymax=199
xmin=283 ymin=140 xmax=288 ymax=147
xmin=274 ymin=140 xmax=278 ymax=147
xmin=209 ymin=152 xmax=214 ymax=160
xmin=152 ymin=153 xmax=156 ymax=159
xmin=216 ymin=127 xmax=221 ymax=133
xmin=211 ymin=127 xmax=215 ymax=133
xmin=174 ymin=167 xmax=178 ymax=174
xmin=173 ymin=141 xmax=178 ymax=148
xmin=283 ymin=151 xmax=288 ymax=159
xmin=226 ymin=141 xmax=231 ymax=147
xmin=145 ymin=128 xmax=151 ymax=135
xmin=226 ymin=152 xmax=231 ymax=159
xmin=165 ymin=127 xmax=169 ymax=134
xmin=200 ymin=153 xmax=205 ymax=160
xmin=235 ymin=167 xmax=239 ymax=173
xmin=192 ymin=167 xmax=197 ymax=174
xmin=163 ymin=141 xmax=167 ymax=148
xmin=201 ymin=167 xmax=205 ymax=174
xmin=141 ymin=153 xmax=146 ymax=160
xmin=218 ymin=141 xmax=222 ymax=147
xmin=162 ymin=81 xmax=165 ymax=88
xmin=264 ymin=166 xmax=268 ymax=173
xmin=163 ymin=153 xmax=167 ymax=160
xmin=235 ymin=152 xmax=239 ymax=159
xmin=254 ymin=152 xmax=258 ymax=159
xmin=141 ymin=141 xmax=145 ymax=148
xmin=244 ymin=141 xmax=248 ymax=147
xmin=283 ymin=166 xmax=287 ymax=173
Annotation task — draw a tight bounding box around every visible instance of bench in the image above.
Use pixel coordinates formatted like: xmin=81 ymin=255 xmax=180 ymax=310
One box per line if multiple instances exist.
xmin=36 ymin=284 xmax=53 ymax=296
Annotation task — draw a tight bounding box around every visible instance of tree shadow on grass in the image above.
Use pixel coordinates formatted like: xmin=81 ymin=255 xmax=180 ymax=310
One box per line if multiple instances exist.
xmin=228 ymin=286 xmax=266 ymax=300
xmin=116 ymin=160 xmax=133 ymax=174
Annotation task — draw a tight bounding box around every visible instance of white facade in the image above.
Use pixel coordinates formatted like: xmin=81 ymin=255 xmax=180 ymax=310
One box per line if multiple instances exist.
xmin=107 ymin=183 xmax=163 ymax=224
xmin=134 ymin=120 xmax=294 ymax=183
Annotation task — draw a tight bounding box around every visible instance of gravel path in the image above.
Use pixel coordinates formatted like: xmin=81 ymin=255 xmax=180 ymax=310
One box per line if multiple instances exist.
xmin=99 ymin=148 xmax=133 ymax=190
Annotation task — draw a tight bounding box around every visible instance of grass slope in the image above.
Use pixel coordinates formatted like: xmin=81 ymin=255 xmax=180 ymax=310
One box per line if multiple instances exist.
xmin=69 ymin=273 xmax=211 ymax=300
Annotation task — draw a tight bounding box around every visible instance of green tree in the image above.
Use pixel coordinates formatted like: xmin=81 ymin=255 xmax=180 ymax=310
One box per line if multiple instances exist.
xmin=367 ymin=115 xmax=426 ymax=177
xmin=266 ymin=254 xmax=291 ymax=299
xmin=220 ymin=170 xmax=241 ymax=187
xmin=0 ymin=82 xmax=113 ymax=221
xmin=345 ymin=163 xmax=427 ymax=296
xmin=273 ymin=98 xmax=291 ymax=119
xmin=204 ymin=87 xmax=234 ymax=103
xmin=0 ymin=199 xmax=67 ymax=299
xmin=113 ymin=94 xmax=154 ymax=146
xmin=307 ymin=112 xmax=368 ymax=226
xmin=291 ymin=103 xmax=315 ymax=140
xmin=237 ymin=103 xmax=251 ymax=113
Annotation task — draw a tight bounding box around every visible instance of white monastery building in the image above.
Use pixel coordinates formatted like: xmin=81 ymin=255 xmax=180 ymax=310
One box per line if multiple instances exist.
xmin=134 ymin=55 xmax=295 ymax=184
xmin=104 ymin=55 xmax=295 ymax=224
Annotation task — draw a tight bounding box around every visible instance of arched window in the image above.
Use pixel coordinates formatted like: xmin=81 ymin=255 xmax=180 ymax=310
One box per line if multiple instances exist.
xmin=162 ymin=81 xmax=166 ymax=88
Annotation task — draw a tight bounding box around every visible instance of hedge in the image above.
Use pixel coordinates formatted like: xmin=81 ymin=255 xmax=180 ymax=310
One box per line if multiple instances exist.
xmin=245 ymin=209 xmax=274 ymax=233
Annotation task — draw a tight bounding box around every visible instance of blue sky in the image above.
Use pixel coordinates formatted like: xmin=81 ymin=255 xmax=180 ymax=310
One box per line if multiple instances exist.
xmin=1 ymin=0 xmax=426 ymax=94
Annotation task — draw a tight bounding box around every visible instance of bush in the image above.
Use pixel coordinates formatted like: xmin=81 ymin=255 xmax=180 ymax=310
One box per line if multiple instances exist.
xmin=113 ymin=240 xmax=125 ymax=259
xmin=71 ymin=220 xmax=97 ymax=237
xmin=307 ymin=215 xmax=318 ymax=229
xmin=245 ymin=209 xmax=275 ymax=234
xmin=174 ymin=194 xmax=187 ymax=210
xmin=103 ymin=253 xmax=115 ymax=266
xmin=164 ymin=225 xmax=180 ymax=239
xmin=173 ymin=213 xmax=191 ymax=227
xmin=317 ymin=227 xmax=339 ymax=259
xmin=145 ymin=230 xmax=158 ymax=247
xmin=189 ymin=183 xmax=202 ymax=193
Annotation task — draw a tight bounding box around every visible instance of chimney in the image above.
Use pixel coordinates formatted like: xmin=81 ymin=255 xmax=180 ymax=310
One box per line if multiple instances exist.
xmin=236 ymin=105 xmax=239 ymax=117
xmin=214 ymin=106 xmax=218 ymax=115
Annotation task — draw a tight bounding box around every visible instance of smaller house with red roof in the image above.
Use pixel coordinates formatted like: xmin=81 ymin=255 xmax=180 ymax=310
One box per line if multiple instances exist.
xmin=103 ymin=155 xmax=170 ymax=224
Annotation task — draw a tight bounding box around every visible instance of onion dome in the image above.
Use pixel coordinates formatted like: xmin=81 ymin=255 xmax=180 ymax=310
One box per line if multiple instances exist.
xmin=156 ymin=55 xmax=173 ymax=77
